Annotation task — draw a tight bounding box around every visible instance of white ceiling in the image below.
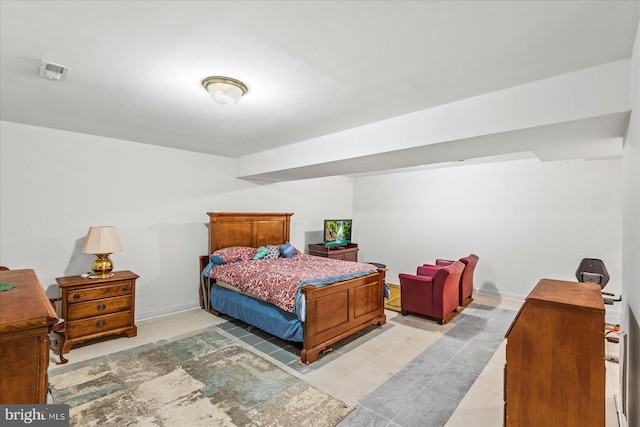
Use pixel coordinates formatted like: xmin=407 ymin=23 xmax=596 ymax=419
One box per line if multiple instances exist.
xmin=1 ymin=1 xmax=639 ymax=175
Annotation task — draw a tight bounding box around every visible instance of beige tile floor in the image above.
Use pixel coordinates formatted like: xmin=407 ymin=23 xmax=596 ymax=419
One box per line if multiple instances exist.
xmin=49 ymin=294 xmax=622 ymax=426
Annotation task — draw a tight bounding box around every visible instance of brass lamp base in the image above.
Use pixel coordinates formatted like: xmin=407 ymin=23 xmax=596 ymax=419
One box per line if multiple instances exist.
xmin=89 ymin=253 xmax=115 ymax=279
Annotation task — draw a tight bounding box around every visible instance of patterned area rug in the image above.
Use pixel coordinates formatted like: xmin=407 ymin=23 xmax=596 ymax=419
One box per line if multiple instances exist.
xmin=49 ymin=329 xmax=352 ymax=426
xmin=384 ymin=283 xmax=401 ymax=312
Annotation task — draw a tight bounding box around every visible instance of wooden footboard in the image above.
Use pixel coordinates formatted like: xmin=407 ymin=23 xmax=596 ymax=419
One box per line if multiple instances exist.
xmin=300 ymin=267 xmax=387 ymax=364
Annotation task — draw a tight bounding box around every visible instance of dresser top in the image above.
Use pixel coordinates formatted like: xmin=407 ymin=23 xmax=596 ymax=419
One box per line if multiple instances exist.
xmin=527 ymin=278 xmax=605 ymax=313
xmin=56 ymin=270 xmax=138 ymax=287
xmin=0 ymin=269 xmax=58 ymax=330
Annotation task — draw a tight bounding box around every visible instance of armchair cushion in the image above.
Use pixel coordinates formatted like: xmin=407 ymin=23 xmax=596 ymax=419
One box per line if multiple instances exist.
xmin=417 ymin=264 xmax=440 ymax=277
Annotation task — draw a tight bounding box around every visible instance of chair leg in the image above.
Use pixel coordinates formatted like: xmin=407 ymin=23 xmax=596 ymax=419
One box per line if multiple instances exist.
xmin=57 ymin=348 xmax=68 ymax=364
xmin=401 ymin=310 xmax=408 ymax=316
xmin=51 ymin=325 xmax=68 ymax=364
xmin=48 ymin=297 xmax=67 ymax=364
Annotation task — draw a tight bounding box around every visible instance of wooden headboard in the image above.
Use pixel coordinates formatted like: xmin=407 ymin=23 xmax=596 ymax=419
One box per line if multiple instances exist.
xmin=207 ymin=212 xmax=294 ymax=254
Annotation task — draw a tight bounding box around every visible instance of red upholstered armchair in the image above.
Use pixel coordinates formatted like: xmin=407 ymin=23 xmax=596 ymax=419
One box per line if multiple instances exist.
xmin=432 ymin=254 xmax=479 ymax=306
xmin=399 ymin=260 xmax=464 ymax=324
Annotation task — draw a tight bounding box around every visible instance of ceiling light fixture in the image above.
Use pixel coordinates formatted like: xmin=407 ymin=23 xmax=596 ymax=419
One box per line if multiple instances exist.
xmin=202 ymin=76 xmax=247 ymax=106
xmin=38 ymin=60 xmax=70 ymax=81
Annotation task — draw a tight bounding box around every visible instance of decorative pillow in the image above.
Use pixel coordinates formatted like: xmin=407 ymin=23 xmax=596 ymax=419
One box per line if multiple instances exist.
xmin=202 ymin=254 xmax=227 ymax=277
xmin=264 ymin=245 xmax=281 ymax=260
xmin=279 ymin=242 xmax=297 ymax=258
xmin=209 ymin=255 xmax=226 ymax=266
xmin=252 ymin=246 xmax=269 ymax=260
xmin=213 ymin=246 xmax=258 ymax=263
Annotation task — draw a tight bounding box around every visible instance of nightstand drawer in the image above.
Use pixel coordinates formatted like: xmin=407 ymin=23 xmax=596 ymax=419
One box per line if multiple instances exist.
xmin=66 ymin=281 xmax=134 ymax=304
xmin=67 ymin=311 xmax=132 ymax=337
xmin=67 ymin=295 xmax=132 ymax=321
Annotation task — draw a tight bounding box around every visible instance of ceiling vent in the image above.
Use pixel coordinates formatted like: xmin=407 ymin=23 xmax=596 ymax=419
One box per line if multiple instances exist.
xmin=38 ymin=60 xmax=70 ymax=81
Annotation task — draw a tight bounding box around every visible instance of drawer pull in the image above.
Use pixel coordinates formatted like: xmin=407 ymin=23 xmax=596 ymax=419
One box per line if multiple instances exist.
xmin=96 ymin=304 xmax=106 ymax=311
xmin=73 ymin=294 xmax=80 ymax=300
xmin=122 ymin=286 xmax=129 ymax=292
xmin=96 ymin=320 xmax=106 ymax=327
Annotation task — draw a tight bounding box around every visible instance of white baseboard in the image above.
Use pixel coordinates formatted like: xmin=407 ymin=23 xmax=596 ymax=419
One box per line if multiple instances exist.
xmin=615 ymin=392 xmax=627 ymax=427
xmin=473 ymin=287 xmax=523 ymax=301
xmin=137 ymin=302 xmax=202 ymax=321
xmin=375 ymin=276 xmax=622 ymax=323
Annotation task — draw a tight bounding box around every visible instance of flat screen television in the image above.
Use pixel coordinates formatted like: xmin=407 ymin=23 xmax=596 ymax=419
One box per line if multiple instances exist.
xmin=323 ymin=219 xmax=352 ymax=247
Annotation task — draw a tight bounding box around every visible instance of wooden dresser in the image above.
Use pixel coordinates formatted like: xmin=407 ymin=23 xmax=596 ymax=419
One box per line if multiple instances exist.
xmin=56 ymin=270 xmax=138 ymax=354
xmin=0 ymin=269 xmax=58 ymax=404
xmin=308 ymin=243 xmax=359 ymax=261
xmin=504 ymin=278 xmax=605 ymax=426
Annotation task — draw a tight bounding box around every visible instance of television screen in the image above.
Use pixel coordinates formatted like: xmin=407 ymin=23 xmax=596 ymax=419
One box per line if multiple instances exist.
xmin=324 ymin=219 xmax=352 ymax=247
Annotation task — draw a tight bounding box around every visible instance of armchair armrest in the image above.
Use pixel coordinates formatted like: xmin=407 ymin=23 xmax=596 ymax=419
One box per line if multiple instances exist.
xmin=399 ymin=273 xmax=435 ymax=317
xmin=399 ymin=273 xmax=434 ymax=286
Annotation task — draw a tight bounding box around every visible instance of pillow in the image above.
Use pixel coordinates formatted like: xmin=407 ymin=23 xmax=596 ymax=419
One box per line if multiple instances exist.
xmin=279 ymin=242 xmax=297 ymax=258
xmin=252 ymin=246 xmax=269 ymax=260
xmin=209 ymin=254 xmax=227 ymax=266
xmin=264 ymin=245 xmax=281 ymax=260
xmin=213 ymin=246 xmax=258 ymax=263
xmin=202 ymin=254 xmax=227 ymax=277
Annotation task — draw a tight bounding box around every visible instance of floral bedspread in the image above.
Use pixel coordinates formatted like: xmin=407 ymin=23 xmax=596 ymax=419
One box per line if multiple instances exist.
xmin=209 ymin=253 xmax=377 ymax=315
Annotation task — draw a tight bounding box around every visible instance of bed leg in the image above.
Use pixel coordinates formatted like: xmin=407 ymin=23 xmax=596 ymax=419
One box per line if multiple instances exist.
xmin=300 ymin=348 xmax=321 ymax=365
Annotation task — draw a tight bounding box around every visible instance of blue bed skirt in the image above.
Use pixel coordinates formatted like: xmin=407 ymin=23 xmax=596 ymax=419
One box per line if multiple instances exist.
xmin=210 ymin=283 xmax=304 ymax=342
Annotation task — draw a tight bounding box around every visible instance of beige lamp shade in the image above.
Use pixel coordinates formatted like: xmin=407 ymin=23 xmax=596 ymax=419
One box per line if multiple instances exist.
xmin=81 ymin=226 xmax=122 ymax=278
xmin=81 ymin=226 xmax=123 ymax=254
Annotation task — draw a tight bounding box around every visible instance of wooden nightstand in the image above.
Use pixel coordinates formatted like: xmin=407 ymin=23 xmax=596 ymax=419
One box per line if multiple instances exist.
xmin=55 ymin=270 xmax=138 ymax=355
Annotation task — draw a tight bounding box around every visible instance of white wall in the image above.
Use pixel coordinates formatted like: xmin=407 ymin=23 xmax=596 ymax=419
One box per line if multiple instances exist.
xmin=354 ymin=157 xmax=623 ymax=320
xmin=0 ymin=121 xmax=353 ymax=320
xmin=620 ymin=17 xmax=640 ymax=427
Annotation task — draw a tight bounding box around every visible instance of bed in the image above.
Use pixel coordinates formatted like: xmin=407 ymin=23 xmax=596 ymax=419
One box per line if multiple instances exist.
xmin=199 ymin=212 xmax=386 ymax=364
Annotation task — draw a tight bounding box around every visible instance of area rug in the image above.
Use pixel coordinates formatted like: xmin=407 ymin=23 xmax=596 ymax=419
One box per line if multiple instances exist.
xmin=49 ymin=329 xmax=353 ymax=426
xmin=384 ymin=283 xmax=401 ymax=312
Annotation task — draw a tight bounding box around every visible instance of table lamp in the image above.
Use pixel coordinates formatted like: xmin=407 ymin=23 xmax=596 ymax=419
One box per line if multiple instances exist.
xmin=81 ymin=226 xmax=123 ymax=278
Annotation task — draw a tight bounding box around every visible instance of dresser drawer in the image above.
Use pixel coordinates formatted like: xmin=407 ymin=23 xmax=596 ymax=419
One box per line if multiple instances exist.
xmin=67 ymin=311 xmax=132 ymax=337
xmin=67 ymin=295 xmax=132 ymax=321
xmin=66 ymin=281 xmax=134 ymax=304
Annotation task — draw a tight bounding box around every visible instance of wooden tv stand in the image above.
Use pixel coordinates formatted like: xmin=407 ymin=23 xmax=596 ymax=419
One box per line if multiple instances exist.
xmin=309 ymin=243 xmax=358 ymax=262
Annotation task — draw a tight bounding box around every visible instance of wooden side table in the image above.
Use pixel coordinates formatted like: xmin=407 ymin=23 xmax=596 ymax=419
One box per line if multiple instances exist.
xmin=308 ymin=243 xmax=359 ymax=261
xmin=56 ymin=270 xmax=138 ymax=355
